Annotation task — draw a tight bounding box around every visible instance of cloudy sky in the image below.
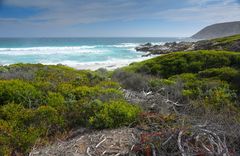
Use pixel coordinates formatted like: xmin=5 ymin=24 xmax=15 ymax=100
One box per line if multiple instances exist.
xmin=0 ymin=0 xmax=240 ymax=37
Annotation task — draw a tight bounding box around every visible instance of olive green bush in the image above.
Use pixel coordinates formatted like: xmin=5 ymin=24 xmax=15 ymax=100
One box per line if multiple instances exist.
xmin=89 ymin=100 xmax=141 ymax=129
xmin=112 ymin=69 xmax=149 ymax=91
xmin=130 ymin=51 xmax=240 ymax=113
xmin=0 ymin=80 xmax=43 ymax=108
xmin=126 ymin=50 xmax=240 ymax=78
xmin=0 ymin=64 xmax=140 ymax=155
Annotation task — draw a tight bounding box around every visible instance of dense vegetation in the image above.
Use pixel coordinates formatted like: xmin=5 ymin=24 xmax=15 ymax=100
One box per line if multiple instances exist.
xmin=212 ymin=34 xmax=240 ymax=44
xmin=117 ymin=50 xmax=240 ymax=154
xmin=195 ymin=34 xmax=240 ymax=52
xmin=1 ymin=35 xmax=240 ymax=155
xmin=125 ymin=50 xmax=240 ymax=111
xmin=126 ymin=50 xmax=240 ymax=77
xmin=0 ymin=64 xmax=140 ymax=155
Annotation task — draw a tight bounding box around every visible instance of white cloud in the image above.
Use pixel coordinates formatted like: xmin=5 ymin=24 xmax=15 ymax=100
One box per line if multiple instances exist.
xmin=1 ymin=0 xmax=240 ymax=25
xmin=0 ymin=0 xmax=239 ymax=37
xmin=156 ymin=0 xmax=240 ymax=24
xmin=2 ymin=0 xmax=156 ymax=24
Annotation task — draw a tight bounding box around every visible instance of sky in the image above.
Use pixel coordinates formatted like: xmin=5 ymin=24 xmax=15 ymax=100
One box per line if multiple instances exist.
xmin=0 ymin=0 xmax=239 ymax=37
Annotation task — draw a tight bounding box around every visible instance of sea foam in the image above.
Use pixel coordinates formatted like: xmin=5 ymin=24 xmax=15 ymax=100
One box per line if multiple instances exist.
xmin=0 ymin=46 xmax=104 ymax=55
xmin=0 ymin=37 xmax=178 ymax=70
xmin=39 ymin=55 xmax=157 ymax=70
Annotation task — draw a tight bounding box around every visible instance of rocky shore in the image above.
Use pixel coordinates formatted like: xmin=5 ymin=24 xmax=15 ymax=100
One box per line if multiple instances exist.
xmin=136 ymin=36 xmax=240 ymax=56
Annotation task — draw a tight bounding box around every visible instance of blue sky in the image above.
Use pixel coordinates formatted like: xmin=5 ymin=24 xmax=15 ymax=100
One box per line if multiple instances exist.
xmin=0 ymin=0 xmax=239 ymax=37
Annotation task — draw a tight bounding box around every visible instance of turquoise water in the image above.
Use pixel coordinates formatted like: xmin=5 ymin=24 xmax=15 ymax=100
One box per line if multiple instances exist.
xmin=0 ymin=37 xmax=181 ymax=69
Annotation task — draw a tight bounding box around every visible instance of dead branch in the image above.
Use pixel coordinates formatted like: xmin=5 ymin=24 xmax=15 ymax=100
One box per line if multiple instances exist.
xmin=178 ymin=130 xmax=186 ymax=156
xmin=95 ymin=137 xmax=106 ymax=148
xmin=87 ymin=147 xmax=92 ymax=156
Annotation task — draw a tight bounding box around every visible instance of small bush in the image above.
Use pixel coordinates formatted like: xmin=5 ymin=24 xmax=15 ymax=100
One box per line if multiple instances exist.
xmin=0 ymin=80 xmax=43 ymax=108
xmin=203 ymin=85 xmax=237 ymax=111
xmin=46 ymin=92 xmax=65 ymax=111
xmin=198 ymin=67 xmax=239 ymax=82
xmin=112 ymin=69 xmax=149 ymax=91
xmin=0 ymin=103 xmax=64 ymax=155
xmin=89 ymin=100 xmax=141 ymax=129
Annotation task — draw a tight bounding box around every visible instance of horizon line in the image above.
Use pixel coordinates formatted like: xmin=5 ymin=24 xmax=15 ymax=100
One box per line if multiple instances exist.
xmin=0 ymin=36 xmax=190 ymax=38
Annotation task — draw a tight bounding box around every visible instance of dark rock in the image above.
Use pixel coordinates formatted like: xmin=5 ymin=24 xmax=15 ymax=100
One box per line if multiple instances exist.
xmin=135 ymin=36 xmax=240 ymax=56
xmin=228 ymin=41 xmax=240 ymax=52
xmin=193 ymin=40 xmax=214 ymax=50
xmin=141 ymin=53 xmax=152 ymax=57
xmin=136 ymin=41 xmax=194 ymax=56
xmin=143 ymin=43 xmax=152 ymax=46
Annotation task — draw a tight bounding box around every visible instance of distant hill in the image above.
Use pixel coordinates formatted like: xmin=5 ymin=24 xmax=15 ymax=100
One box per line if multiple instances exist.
xmin=192 ymin=21 xmax=240 ymax=39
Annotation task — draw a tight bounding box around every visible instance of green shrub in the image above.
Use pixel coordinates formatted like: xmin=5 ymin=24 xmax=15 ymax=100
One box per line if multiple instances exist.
xmin=0 ymin=64 xmax=140 ymax=155
xmin=199 ymin=67 xmax=239 ymax=81
xmin=34 ymin=81 xmax=55 ymax=93
xmin=203 ymin=85 xmax=237 ymax=111
xmin=73 ymin=85 xmax=123 ymax=101
xmin=98 ymin=88 xmax=123 ymax=102
xmin=89 ymin=100 xmax=141 ymax=129
xmin=112 ymin=69 xmax=149 ymax=91
xmin=198 ymin=67 xmax=240 ymax=91
xmin=0 ymin=104 xmax=64 ymax=155
xmin=46 ymin=92 xmax=65 ymax=111
xmin=0 ymin=80 xmax=43 ymax=108
xmin=96 ymin=81 xmax=120 ymax=89
xmin=149 ymin=78 xmax=175 ymax=91
xmin=126 ymin=50 xmax=240 ymax=78
xmin=73 ymin=86 xmax=98 ymax=100
xmin=0 ymin=104 xmax=39 ymax=155
xmin=65 ymin=99 xmax=140 ymax=129
xmin=57 ymin=83 xmax=76 ymax=101
xmin=67 ymin=99 xmax=105 ymax=126
xmin=33 ymin=106 xmax=64 ymax=135
xmin=212 ymin=34 xmax=240 ymax=44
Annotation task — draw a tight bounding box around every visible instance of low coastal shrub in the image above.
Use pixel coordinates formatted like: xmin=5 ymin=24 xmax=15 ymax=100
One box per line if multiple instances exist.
xmin=124 ymin=50 xmax=240 ymax=113
xmin=0 ymin=64 xmax=140 ymax=155
xmin=1 ymin=49 xmax=240 ymax=155
xmin=149 ymin=74 xmax=239 ymax=113
xmin=198 ymin=67 xmax=240 ymax=90
xmin=212 ymin=34 xmax=240 ymax=44
xmin=112 ymin=69 xmax=149 ymax=91
xmin=0 ymin=80 xmax=43 ymax=108
xmin=202 ymin=86 xmax=237 ymax=111
xmin=0 ymin=103 xmax=64 ymax=155
xmin=89 ymin=100 xmax=141 ymax=129
xmin=126 ymin=50 xmax=240 ymax=78
xmin=198 ymin=67 xmax=239 ymax=82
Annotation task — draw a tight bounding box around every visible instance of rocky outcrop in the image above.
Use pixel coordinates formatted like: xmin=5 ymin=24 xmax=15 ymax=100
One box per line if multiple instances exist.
xmin=229 ymin=40 xmax=240 ymax=51
xmin=136 ymin=42 xmax=194 ymax=56
xmin=136 ymin=36 xmax=240 ymax=56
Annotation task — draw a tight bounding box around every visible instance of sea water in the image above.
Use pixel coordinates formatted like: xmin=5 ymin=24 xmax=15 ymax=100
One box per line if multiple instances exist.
xmin=0 ymin=37 xmax=182 ymax=70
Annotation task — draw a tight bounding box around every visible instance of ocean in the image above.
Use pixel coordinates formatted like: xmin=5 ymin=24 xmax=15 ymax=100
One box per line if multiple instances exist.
xmin=0 ymin=37 xmax=183 ymax=70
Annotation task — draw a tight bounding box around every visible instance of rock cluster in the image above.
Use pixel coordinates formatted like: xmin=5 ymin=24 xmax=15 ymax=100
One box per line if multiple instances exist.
xmin=136 ymin=42 xmax=194 ymax=56
xmin=136 ymin=39 xmax=240 ymax=56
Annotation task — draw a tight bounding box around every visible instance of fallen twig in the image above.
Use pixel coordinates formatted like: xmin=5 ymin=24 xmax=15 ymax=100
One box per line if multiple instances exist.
xmin=96 ymin=137 xmax=107 ymax=148
xmin=87 ymin=147 xmax=92 ymax=156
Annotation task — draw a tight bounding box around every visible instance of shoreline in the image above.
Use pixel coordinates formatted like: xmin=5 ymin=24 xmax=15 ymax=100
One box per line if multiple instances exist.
xmin=0 ymin=55 xmax=159 ymax=71
xmin=44 ymin=55 xmax=158 ymax=70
